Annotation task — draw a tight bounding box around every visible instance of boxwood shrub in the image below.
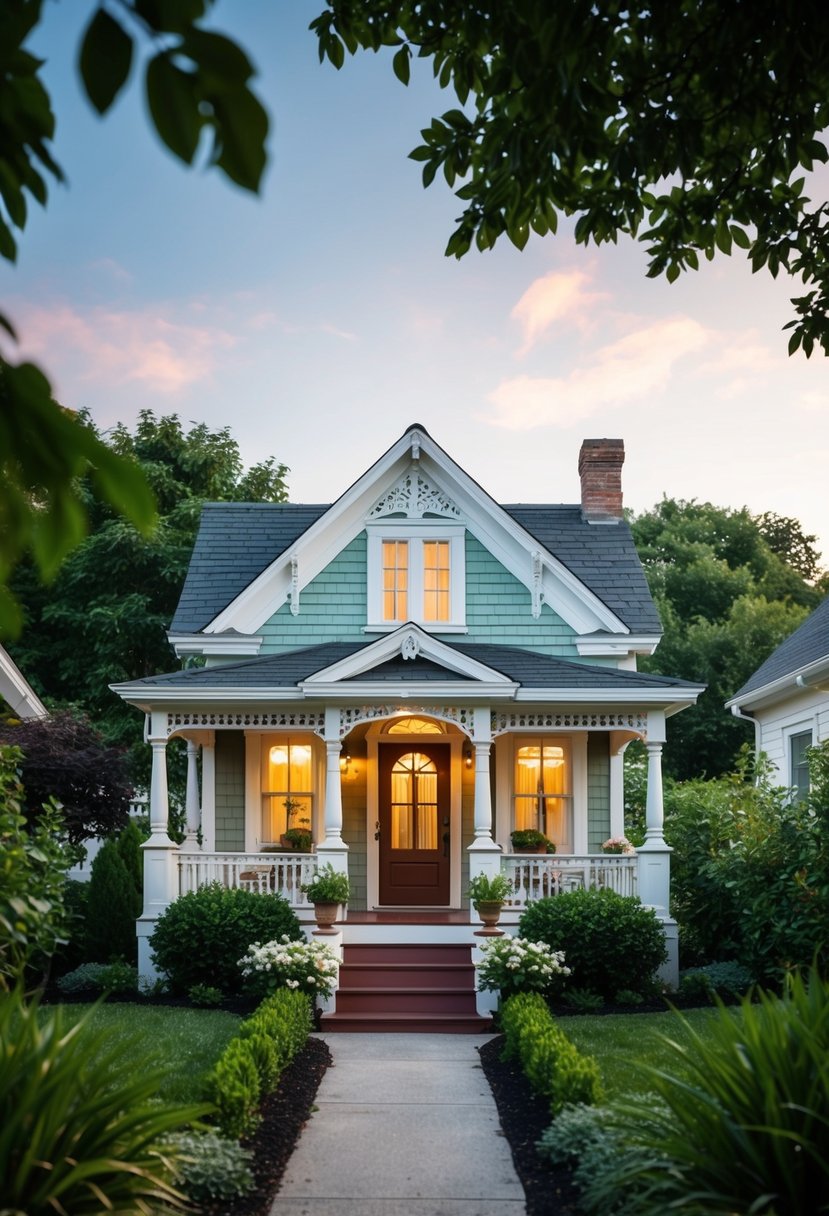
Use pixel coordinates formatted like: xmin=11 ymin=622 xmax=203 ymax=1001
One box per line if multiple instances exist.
xmin=150 ymin=883 xmax=302 ymax=994
xmin=519 ymin=888 xmax=667 ymax=1000
xmin=500 ymin=992 xmax=603 ymax=1115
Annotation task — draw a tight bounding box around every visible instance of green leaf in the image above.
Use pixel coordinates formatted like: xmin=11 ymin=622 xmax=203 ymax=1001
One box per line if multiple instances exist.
xmin=211 ymin=88 xmax=268 ymax=192
xmin=78 ymin=8 xmax=134 ymax=114
xmin=730 ymin=225 xmax=751 ymax=250
xmin=145 ymin=53 xmax=202 ymax=164
xmin=181 ymin=28 xmax=254 ymax=85
xmin=392 ymin=45 xmax=411 ymax=85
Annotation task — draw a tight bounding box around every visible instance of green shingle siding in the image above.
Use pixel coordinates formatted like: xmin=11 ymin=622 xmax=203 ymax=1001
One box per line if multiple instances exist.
xmin=342 ymin=775 xmax=367 ymax=910
xmin=586 ymin=734 xmax=611 ymax=851
xmin=215 ymin=732 xmax=245 ymax=851
xmin=259 ymin=530 xmax=580 ymax=657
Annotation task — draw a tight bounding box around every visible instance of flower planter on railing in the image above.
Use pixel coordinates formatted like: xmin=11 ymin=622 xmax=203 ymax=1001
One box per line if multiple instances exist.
xmin=501 ymin=853 xmax=638 ymax=908
xmin=177 ymin=851 xmax=315 ymax=906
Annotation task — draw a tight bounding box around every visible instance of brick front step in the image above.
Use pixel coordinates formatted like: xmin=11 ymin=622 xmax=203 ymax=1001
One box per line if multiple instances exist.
xmin=321 ymin=942 xmax=492 ymax=1034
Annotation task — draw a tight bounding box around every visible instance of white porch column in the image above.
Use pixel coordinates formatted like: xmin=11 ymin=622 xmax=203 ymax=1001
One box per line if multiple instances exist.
xmin=184 ymin=738 xmax=201 ymax=848
xmin=637 ymin=710 xmax=678 ymax=987
xmin=468 ymin=707 xmax=501 ymax=895
xmin=200 ymin=732 xmax=216 ymax=852
xmin=139 ymin=711 xmax=180 ymax=983
xmin=315 ymin=707 xmax=349 ymax=874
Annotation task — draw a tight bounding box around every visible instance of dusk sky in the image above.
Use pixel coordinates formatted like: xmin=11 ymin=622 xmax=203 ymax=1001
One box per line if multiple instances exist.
xmin=5 ymin=2 xmax=828 ymax=559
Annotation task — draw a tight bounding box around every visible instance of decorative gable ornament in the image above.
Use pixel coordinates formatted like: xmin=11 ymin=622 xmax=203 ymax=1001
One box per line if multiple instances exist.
xmin=368 ymin=469 xmax=463 ymax=521
xmin=401 ymin=633 xmax=421 ymax=661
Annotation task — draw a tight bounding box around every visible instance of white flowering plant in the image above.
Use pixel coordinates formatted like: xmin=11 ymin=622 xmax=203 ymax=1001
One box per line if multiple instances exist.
xmin=238 ymin=935 xmax=340 ymax=1000
xmin=475 ymin=935 xmax=570 ymax=998
xmin=601 ymin=836 xmax=635 ymax=854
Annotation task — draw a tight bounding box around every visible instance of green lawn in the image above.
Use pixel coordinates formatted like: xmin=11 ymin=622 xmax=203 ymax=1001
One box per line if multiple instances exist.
xmin=56 ymin=1004 xmax=242 ymax=1103
xmin=558 ymin=1006 xmax=734 ymax=1100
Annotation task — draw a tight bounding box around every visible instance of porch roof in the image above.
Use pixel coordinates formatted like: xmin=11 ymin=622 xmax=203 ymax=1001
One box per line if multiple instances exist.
xmin=113 ymin=638 xmax=701 ymax=700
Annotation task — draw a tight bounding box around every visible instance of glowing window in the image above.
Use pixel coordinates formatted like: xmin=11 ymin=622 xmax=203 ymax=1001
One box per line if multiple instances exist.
xmin=423 ymin=540 xmax=450 ymax=621
xmin=261 ymin=738 xmax=314 ymax=843
xmin=390 ymin=751 xmax=438 ymax=850
xmin=387 ymin=717 xmax=443 ymax=735
xmin=513 ymin=740 xmax=571 ymax=846
xmin=382 ymin=541 xmax=408 ymax=621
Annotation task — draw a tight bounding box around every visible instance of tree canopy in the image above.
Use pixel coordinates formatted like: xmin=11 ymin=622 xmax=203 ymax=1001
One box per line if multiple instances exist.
xmin=314 ymin=0 xmax=829 ymax=355
xmin=6 ymin=412 xmax=289 ymax=791
xmin=631 ymin=498 xmax=825 ymax=779
xmin=0 ymin=0 xmax=269 ymax=637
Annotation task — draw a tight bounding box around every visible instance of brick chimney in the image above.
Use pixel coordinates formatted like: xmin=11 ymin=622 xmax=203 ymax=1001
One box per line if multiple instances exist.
xmin=578 ymin=439 xmax=625 ymax=521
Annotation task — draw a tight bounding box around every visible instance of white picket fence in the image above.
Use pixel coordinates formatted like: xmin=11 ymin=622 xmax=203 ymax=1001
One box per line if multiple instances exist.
xmin=177 ymin=851 xmax=315 ymax=908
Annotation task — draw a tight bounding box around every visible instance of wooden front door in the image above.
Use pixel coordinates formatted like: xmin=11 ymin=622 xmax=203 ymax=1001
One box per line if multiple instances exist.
xmin=378 ymin=743 xmax=450 ymax=906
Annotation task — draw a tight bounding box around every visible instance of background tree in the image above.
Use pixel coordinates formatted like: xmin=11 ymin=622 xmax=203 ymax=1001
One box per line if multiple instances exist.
xmin=84 ymin=840 xmax=140 ymax=965
xmin=314 ymin=1 xmax=829 ymax=355
xmin=0 ymin=710 xmax=132 ymax=844
xmin=631 ymin=498 xmax=823 ymax=778
xmin=6 ymin=412 xmax=289 ymax=793
xmin=0 ymin=0 xmax=269 ymax=634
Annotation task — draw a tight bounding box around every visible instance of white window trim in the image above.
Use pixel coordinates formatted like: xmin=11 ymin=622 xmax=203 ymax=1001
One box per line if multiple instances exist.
xmin=502 ymin=733 xmax=579 ymax=855
xmin=785 ymin=721 xmax=814 ymax=798
xmin=366 ymin=522 xmax=467 ymax=631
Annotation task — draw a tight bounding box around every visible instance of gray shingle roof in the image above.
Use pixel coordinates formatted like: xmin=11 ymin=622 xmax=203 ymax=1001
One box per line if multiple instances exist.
xmin=171 ymin=504 xmax=328 ymax=633
xmin=171 ymin=501 xmax=661 ymax=636
xmin=733 ymin=594 xmax=829 ymax=699
xmin=503 ymin=505 xmax=661 ymax=635
xmin=123 ymin=640 xmax=699 ymax=693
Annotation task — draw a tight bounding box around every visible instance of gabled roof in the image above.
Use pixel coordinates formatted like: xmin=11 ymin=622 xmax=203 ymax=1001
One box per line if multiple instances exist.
xmin=0 ymin=645 xmax=47 ymax=719
xmin=113 ymin=633 xmax=701 ymax=712
xmin=729 ymin=594 xmax=829 ymax=706
xmin=170 ymin=426 xmax=659 ymax=639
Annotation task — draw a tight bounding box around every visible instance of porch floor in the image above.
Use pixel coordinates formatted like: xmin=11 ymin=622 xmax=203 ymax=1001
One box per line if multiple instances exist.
xmin=344 ymin=909 xmax=473 ymax=925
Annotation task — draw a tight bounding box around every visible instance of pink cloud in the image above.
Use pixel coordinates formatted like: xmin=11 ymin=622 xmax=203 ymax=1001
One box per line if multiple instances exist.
xmin=487 ymin=316 xmax=709 ymax=429
xmin=511 ymin=267 xmax=610 ymax=354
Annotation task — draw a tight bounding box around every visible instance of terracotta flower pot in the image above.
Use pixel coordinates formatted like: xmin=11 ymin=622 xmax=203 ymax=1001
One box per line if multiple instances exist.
xmin=474 ymin=899 xmax=504 ymax=937
xmin=312 ymin=900 xmax=340 ymax=934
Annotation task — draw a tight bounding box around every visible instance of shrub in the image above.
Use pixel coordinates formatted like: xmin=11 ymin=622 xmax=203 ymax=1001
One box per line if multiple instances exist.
xmin=189 ymin=983 xmax=225 ymax=1007
xmin=57 ymin=960 xmax=138 ymax=995
xmin=581 ymin=965 xmax=829 ymax=1215
xmin=150 ymin=883 xmax=301 ymax=994
xmin=678 ymin=960 xmax=755 ymax=1003
xmin=85 ymin=838 xmax=140 ymax=965
xmin=50 ymin=877 xmax=90 ymax=976
xmin=207 ymin=1037 xmax=262 ymax=1140
xmin=117 ymin=815 xmax=146 ymax=898
xmin=519 ymin=888 xmax=667 ymax=1000
xmin=239 ymin=988 xmax=312 ymax=1072
xmin=500 ymin=992 xmax=603 ymax=1115
xmin=239 ymin=935 xmax=340 ymax=1001
xmin=474 ymin=935 xmax=570 ymax=998
xmin=167 ymin=1130 xmax=254 ymax=1203
xmin=562 ymin=987 xmax=604 ymax=1013
xmin=0 ymin=988 xmax=208 ymax=1213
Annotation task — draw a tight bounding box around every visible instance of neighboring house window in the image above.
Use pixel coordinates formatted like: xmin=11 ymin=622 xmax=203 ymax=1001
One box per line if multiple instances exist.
xmin=790 ymin=729 xmax=812 ymax=801
xmin=261 ymin=738 xmax=314 ymax=842
xmin=367 ymin=525 xmax=466 ymax=630
xmin=513 ymin=738 xmax=572 ymax=847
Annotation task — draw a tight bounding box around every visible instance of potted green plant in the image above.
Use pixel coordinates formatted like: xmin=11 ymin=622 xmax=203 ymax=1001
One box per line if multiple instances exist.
xmin=465 ymin=872 xmax=513 ymax=935
xmin=301 ymin=863 xmax=351 ymax=934
xmin=510 ymin=828 xmax=556 ymax=854
xmin=280 ymin=827 xmax=313 ymax=851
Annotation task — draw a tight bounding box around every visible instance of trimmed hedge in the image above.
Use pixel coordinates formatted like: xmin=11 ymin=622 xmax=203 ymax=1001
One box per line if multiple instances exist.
xmin=500 ymin=992 xmax=603 ymax=1115
xmin=207 ymin=989 xmax=312 ymax=1139
xmin=150 ymin=883 xmax=302 ymax=994
xmin=519 ymin=888 xmax=667 ymax=1000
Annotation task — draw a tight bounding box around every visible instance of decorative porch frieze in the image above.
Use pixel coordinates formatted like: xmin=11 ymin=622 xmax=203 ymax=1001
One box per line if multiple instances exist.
xmin=337 ymin=703 xmax=474 ymax=736
xmin=491 ymin=710 xmax=648 ymax=734
xmin=166 ymin=710 xmax=326 ymax=735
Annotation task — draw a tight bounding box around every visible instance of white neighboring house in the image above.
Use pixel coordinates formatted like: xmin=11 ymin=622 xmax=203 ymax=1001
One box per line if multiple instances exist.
xmin=727 ymin=595 xmax=829 ymax=798
xmin=0 ymin=644 xmax=47 ymax=721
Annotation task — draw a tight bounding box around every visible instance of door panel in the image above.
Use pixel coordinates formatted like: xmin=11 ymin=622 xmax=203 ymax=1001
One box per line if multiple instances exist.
xmin=379 ymin=743 xmax=450 ymax=905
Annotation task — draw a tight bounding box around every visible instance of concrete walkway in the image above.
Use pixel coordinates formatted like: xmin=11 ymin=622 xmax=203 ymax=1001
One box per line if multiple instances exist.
xmin=269 ymin=1033 xmax=527 ymax=1216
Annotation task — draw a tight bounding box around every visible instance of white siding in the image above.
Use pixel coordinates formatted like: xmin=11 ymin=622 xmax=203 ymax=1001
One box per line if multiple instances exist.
xmin=755 ymin=688 xmax=829 ymax=787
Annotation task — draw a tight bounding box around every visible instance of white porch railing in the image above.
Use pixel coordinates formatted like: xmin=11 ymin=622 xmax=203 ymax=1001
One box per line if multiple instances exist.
xmin=178 ymin=851 xmax=315 ymax=908
xmin=502 ymin=853 xmax=638 ymax=909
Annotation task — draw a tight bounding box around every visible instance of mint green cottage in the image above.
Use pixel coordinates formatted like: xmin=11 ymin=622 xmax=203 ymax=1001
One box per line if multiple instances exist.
xmin=113 ymin=426 xmax=701 ymax=1026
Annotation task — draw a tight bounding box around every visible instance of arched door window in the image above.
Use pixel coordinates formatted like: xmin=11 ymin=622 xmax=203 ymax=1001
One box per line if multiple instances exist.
xmin=390 ymin=751 xmax=438 ymax=850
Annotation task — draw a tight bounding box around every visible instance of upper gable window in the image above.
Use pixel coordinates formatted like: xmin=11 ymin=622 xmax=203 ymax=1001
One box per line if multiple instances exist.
xmin=367 ymin=524 xmax=466 ymax=631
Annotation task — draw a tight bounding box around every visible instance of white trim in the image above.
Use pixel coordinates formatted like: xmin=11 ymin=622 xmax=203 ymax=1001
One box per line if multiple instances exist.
xmin=300 ymin=623 xmax=518 ymax=689
xmin=169 ymin=633 xmax=264 ymax=659
xmin=783 ymin=720 xmax=815 ymax=794
xmin=576 ymin=634 xmax=660 ymax=658
xmin=0 ymin=644 xmax=47 ymax=719
xmin=203 ymin=427 xmax=629 ymax=638
xmin=727 ymin=654 xmax=829 ymax=712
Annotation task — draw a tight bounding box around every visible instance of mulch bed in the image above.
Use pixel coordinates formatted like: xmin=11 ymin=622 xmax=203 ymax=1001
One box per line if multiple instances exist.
xmin=200 ymin=1036 xmax=332 ymax=1216
xmin=479 ymin=1034 xmax=581 ymax=1216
